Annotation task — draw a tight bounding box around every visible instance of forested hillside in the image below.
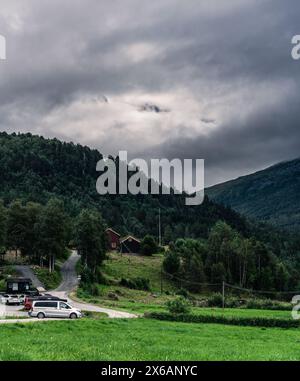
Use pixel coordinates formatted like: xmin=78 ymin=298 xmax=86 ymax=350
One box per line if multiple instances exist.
xmin=0 ymin=132 xmax=248 ymax=241
xmin=0 ymin=132 xmax=299 ymax=291
xmin=0 ymin=132 xmax=298 ymax=262
xmin=207 ymin=158 xmax=300 ymax=232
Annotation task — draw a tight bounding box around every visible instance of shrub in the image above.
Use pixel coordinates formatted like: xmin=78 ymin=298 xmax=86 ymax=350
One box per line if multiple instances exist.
xmin=80 ymin=268 xmax=95 ymax=285
xmin=80 ymin=282 xmax=102 ymax=296
xmin=146 ymin=312 xmax=300 ymax=328
xmin=166 ymin=297 xmax=191 ymax=314
xmin=163 ymin=251 xmax=180 ymax=274
xmin=245 ymin=298 xmax=291 ymax=311
xmin=0 ymin=279 xmax=5 ymax=292
xmin=119 ymin=277 xmax=150 ymax=291
xmin=80 ymin=267 xmax=110 ymax=287
xmin=207 ymin=293 xmax=223 ymax=307
xmin=176 ymin=288 xmax=189 ymax=299
xmin=140 ymin=235 xmax=158 ymax=256
xmin=157 ymin=246 xmax=166 ymax=254
xmin=90 ymin=283 xmax=101 ymax=296
xmin=224 ymin=296 xmax=241 ymax=308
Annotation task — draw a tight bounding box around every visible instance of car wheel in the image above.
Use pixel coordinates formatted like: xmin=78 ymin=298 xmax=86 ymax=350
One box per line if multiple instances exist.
xmin=37 ymin=312 xmax=45 ymax=319
xmin=70 ymin=313 xmax=77 ymax=319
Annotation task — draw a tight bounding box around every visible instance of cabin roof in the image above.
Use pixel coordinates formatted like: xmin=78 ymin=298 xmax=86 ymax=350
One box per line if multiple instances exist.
xmin=120 ymin=235 xmax=141 ymax=244
xmin=7 ymin=278 xmax=32 ymax=283
xmin=105 ymin=228 xmax=121 ymax=237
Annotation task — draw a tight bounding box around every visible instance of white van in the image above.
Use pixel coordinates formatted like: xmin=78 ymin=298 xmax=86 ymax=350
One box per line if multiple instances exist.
xmin=29 ymin=300 xmax=82 ymax=319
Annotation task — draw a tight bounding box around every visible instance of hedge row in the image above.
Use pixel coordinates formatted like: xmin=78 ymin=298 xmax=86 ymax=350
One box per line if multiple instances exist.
xmin=145 ymin=312 xmax=300 ymax=328
xmin=205 ymin=293 xmax=292 ymax=311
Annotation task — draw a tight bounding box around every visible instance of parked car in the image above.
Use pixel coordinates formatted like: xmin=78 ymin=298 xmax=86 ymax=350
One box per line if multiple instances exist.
xmin=29 ymin=300 xmax=82 ymax=319
xmin=0 ymin=294 xmax=8 ymax=304
xmin=4 ymin=294 xmax=25 ymax=305
xmin=24 ymin=295 xmax=68 ymax=310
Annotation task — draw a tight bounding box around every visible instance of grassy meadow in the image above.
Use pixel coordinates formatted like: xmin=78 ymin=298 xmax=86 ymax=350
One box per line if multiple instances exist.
xmin=1 ymin=252 xmax=296 ymax=361
xmin=0 ymin=317 xmax=300 ymax=361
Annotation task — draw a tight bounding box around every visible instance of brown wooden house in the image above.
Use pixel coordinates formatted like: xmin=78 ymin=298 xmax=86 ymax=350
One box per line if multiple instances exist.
xmin=120 ymin=235 xmax=141 ymax=254
xmin=106 ymin=228 xmax=121 ymax=250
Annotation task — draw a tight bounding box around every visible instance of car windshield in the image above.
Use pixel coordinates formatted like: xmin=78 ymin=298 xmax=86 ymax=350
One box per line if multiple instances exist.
xmin=60 ymin=302 xmax=71 ymax=309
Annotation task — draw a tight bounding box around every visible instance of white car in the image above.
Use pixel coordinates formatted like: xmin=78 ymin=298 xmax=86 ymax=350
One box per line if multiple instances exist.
xmin=0 ymin=294 xmax=8 ymax=304
xmin=29 ymin=300 xmax=82 ymax=319
xmin=1 ymin=294 xmax=24 ymax=305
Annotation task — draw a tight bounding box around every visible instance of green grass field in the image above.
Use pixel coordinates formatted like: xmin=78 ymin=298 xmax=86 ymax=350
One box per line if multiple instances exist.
xmin=76 ymin=252 xmax=178 ymax=313
xmin=77 ymin=253 xmax=294 ymax=316
xmin=0 ymin=317 xmax=300 ymax=360
xmin=192 ymin=307 xmax=292 ymax=319
xmin=102 ymin=252 xmax=176 ymax=292
xmin=0 ymin=251 xmax=297 ymax=361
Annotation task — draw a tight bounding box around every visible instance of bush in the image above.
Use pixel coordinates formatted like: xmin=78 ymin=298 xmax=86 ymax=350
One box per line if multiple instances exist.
xmin=166 ymin=297 xmax=191 ymax=314
xmin=207 ymin=293 xmax=223 ymax=307
xmin=205 ymin=294 xmax=291 ymax=310
xmin=80 ymin=268 xmax=95 ymax=285
xmin=224 ymin=296 xmax=241 ymax=308
xmin=176 ymin=288 xmax=189 ymax=299
xmin=146 ymin=312 xmax=300 ymax=328
xmin=119 ymin=277 xmax=150 ymax=291
xmin=80 ymin=267 xmax=110 ymax=287
xmin=90 ymin=283 xmax=101 ymax=296
xmin=140 ymin=235 xmax=158 ymax=256
xmin=80 ymin=282 xmax=102 ymax=296
xmin=244 ymin=298 xmax=291 ymax=311
xmin=157 ymin=246 xmax=165 ymax=254
xmin=163 ymin=251 xmax=180 ymax=274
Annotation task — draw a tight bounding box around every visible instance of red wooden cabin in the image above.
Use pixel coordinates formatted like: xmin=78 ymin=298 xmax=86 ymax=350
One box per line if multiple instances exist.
xmin=106 ymin=228 xmax=121 ymax=250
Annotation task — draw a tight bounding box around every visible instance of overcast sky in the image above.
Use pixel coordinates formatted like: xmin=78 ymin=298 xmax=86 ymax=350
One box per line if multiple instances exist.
xmin=0 ymin=0 xmax=299 ymax=186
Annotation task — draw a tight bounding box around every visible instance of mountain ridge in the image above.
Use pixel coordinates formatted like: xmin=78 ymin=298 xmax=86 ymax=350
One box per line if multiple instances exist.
xmin=207 ymin=157 xmax=300 ymax=231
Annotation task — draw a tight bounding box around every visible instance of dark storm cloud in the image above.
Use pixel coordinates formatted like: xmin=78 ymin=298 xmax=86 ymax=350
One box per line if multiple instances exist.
xmin=0 ymin=0 xmax=300 ymax=185
xmin=143 ymin=89 xmax=300 ymax=186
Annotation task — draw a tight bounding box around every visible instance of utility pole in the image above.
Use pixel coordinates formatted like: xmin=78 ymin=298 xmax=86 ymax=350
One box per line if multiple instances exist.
xmin=222 ymin=281 xmax=225 ymax=310
xmin=158 ymin=207 xmax=162 ymax=247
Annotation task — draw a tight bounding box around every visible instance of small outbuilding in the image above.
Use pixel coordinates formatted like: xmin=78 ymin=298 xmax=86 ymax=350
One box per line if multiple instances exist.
xmin=106 ymin=228 xmax=121 ymax=250
xmin=6 ymin=278 xmax=32 ymax=294
xmin=120 ymin=235 xmax=141 ymax=254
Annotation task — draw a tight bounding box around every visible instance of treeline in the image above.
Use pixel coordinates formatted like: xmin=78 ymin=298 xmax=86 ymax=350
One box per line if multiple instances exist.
xmin=163 ymin=221 xmax=300 ymax=292
xmin=0 ymin=199 xmax=69 ymax=271
xmin=0 ymin=198 xmax=107 ymax=273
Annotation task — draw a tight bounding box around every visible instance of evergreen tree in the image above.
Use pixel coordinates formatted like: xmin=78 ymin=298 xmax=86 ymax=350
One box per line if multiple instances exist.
xmin=0 ymin=201 xmax=7 ymax=261
xmin=140 ymin=235 xmax=158 ymax=256
xmin=35 ymin=199 xmax=69 ymax=273
xmin=75 ymin=209 xmax=106 ymax=274
xmin=6 ymin=200 xmax=27 ymax=259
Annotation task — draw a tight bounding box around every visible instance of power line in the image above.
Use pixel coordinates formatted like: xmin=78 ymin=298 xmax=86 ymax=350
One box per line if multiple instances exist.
xmin=162 ymin=270 xmax=220 ymax=287
xmin=224 ymin=282 xmax=300 ymax=295
xmin=162 ymin=269 xmax=300 ymax=295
